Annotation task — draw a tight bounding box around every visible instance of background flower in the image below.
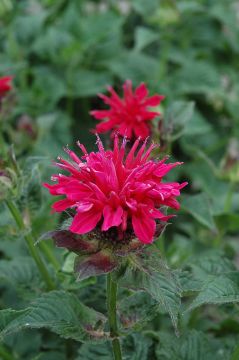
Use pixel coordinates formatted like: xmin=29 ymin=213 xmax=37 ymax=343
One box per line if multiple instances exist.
xmin=0 ymin=76 xmax=12 ymax=98
xmin=91 ymin=80 xmax=164 ymax=140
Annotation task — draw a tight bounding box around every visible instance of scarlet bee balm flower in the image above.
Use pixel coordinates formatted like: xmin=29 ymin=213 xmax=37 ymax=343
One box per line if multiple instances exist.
xmin=0 ymin=76 xmax=12 ymax=97
xmin=44 ymin=135 xmax=186 ymax=244
xmin=91 ymin=80 xmax=164 ymax=140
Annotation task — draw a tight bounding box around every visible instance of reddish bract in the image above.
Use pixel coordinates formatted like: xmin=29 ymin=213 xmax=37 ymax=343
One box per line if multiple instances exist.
xmin=91 ymin=80 xmax=164 ymax=140
xmin=44 ymin=135 xmax=186 ymax=244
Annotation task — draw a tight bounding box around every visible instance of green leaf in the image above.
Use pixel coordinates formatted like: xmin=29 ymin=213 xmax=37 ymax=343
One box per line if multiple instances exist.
xmin=77 ymin=333 xmax=152 ymax=360
xmin=35 ymin=111 xmax=71 ymax=157
xmin=121 ymin=250 xmax=182 ymax=331
xmin=183 ymin=111 xmax=212 ymax=136
xmin=0 ymin=257 xmax=40 ymax=287
xmin=132 ymin=0 xmax=160 ymax=17
xmin=163 ymin=101 xmax=195 ymax=140
xmin=123 ymin=333 xmax=152 ymax=360
xmin=134 ymin=27 xmax=158 ymax=51
xmin=180 ymin=251 xmax=236 ymax=296
xmin=172 ymin=61 xmax=220 ymax=95
xmin=179 ymin=271 xmax=204 ymax=294
xmin=32 ymin=27 xmax=74 ymax=62
xmin=0 ymin=290 xmax=106 ymax=342
xmin=76 ymin=341 xmax=111 ymax=360
xmin=189 ymin=251 xmax=236 ymax=276
xmin=31 ymin=66 xmax=66 ymax=108
xmin=0 ymin=309 xmax=28 ymax=333
xmin=156 ymin=330 xmax=226 ymax=360
xmin=108 ymin=52 xmax=159 ymax=87
xmin=186 ymin=273 xmax=239 ymax=312
xmin=119 ymin=292 xmax=157 ymax=330
xmin=231 ymin=344 xmax=239 ymax=360
xmin=68 ymin=69 xmax=112 ymax=97
xmin=182 ymin=193 xmax=217 ymax=230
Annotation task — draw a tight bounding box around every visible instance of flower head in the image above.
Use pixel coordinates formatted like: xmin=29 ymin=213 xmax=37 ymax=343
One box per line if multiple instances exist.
xmin=91 ymin=80 xmax=164 ymax=140
xmin=0 ymin=76 xmax=12 ymax=98
xmin=44 ymin=135 xmax=186 ymax=244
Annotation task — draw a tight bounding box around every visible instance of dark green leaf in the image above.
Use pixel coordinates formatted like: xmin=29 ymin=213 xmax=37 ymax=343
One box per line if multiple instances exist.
xmin=0 ymin=291 xmax=106 ymax=342
xmin=182 ymin=193 xmax=217 ymax=230
xmin=120 ymin=250 xmax=182 ymax=331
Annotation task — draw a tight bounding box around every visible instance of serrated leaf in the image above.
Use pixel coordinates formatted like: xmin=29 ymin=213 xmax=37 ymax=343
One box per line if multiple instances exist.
xmin=76 ymin=341 xmax=111 ymax=360
xmin=187 ymin=273 xmax=239 ymax=312
xmin=156 ymin=330 xmax=224 ymax=360
xmin=77 ymin=333 xmax=152 ymax=360
xmin=182 ymin=193 xmax=216 ymax=230
xmin=190 ymin=251 xmax=236 ymax=276
xmin=0 ymin=257 xmax=40 ymax=287
xmin=123 ymin=333 xmax=152 ymax=360
xmin=119 ymin=292 xmax=157 ymax=330
xmin=120 ymin=250 xmax=182 ymax=331
xmin=179 ymin=271 xmax=204 ymax=294
xmin=0 ymin=290 xmax=106 ymax=342
xmin=180 ymin=330 xmax=213 ymax=360
xmin=0 ymin=309 xmax=28 ymax=332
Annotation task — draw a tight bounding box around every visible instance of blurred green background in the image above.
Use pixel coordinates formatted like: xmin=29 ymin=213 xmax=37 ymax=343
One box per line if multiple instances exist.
xmin=1 ymin=1 xmax=239 ymax=359
xmin=1 ymin=0 xmax=239 ymax=155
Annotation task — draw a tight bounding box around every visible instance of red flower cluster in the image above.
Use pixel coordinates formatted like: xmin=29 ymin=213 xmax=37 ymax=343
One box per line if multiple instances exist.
xmin=44 ymin=135 xmax=186 ymax=244
xmin=0 ymin=76 xmax=12 ymax=98
xmin=91 ymin=80 xmax=164 ymax=140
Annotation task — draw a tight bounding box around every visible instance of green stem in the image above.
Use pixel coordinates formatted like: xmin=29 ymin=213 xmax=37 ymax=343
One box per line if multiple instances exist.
xmin=0 ymin=127 xmax=7 ymax=158
xmin=0 ymin=345 xmax=15 ymax=360
xmin=5 ymin=199 xmax=55 ymax=291
xmin=38 ymin=241 xmax=61 ymax=271
xmin=107 ymin=273 xmax=122 ymax=360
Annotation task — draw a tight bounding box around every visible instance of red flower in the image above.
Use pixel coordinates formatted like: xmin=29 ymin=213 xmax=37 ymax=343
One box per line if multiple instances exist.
xmin=91 ymin=80 xmax=164 ymax=140
xmin=44 ymin=136 xmax=186 ymax=244
xmin=0 ymin=76 xmax=12 ymax=97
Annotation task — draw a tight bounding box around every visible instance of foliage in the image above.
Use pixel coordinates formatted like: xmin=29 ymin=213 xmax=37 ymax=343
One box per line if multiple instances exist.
xmin=0 ymin=0 xmax=239 ymax=359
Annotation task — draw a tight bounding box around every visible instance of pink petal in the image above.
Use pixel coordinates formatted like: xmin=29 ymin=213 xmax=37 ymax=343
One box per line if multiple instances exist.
xmin=132 ymin=213 xmax=156 ymax=244
xmin=90 ymin=110 xmax=111 ymax=119
xmin=150 ymin=208 xmax=174 ymax=221
xmin=96 ymin=120 xmax=117 ymax=133
xmin=163 ymin=197 xmax=180 ymax=210
xmin=144 ymin=94 xmax=164 ymax=106
xmin=70 ymin=208 xmax=102 ymax=234
xmin=154 ymin=163 xmax=180 ymax=177
xmin=64 ymin=181 xmax=92 ymax=201
xmin=123 ymin=80 xmax=133 ymax=100
xmin=102 ymin=205 xmax=123 ymax=231
xmin=134 ymin=122 xmax=150 ymax=139
xmin=76 ymin=202 xmax=93 ymax=212
xmin=52 ymin=198 xmax=74 ymax=212
xmin=135 ymin=83 xmax=148 ymax=100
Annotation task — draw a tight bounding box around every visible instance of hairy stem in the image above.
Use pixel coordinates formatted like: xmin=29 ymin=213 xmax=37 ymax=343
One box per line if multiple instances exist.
xmin=5 ymin=199 xmax=55 ymax=290
xmin=107 ymin=272 xmax=122 ymax=360
xmin=38 ymin=241 xmax=61 ymax=271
